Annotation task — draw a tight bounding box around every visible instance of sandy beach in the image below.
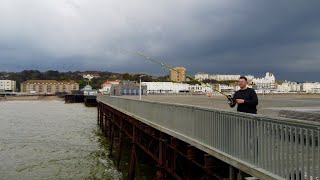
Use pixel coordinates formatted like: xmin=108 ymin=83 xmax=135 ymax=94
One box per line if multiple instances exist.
xmin=0 ymin=96 xmax=63 ymax=101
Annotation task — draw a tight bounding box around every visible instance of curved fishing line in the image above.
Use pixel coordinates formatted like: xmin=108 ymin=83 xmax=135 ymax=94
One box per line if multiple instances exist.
xmin=121 ymin=49 xmax=235 ymax=104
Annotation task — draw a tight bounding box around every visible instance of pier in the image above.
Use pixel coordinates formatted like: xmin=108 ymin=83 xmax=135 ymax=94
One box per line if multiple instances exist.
xmin=97 ymin=95 xmax=320 ymax=179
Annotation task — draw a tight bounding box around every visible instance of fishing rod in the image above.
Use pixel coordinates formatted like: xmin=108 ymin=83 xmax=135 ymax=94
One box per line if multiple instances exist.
xmin=122 ymin=49 xmax=235 ymax=105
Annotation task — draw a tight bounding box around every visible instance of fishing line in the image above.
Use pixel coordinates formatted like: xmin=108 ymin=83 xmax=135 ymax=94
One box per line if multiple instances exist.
xmin=121 ymin=49 xmax=235 ymax=105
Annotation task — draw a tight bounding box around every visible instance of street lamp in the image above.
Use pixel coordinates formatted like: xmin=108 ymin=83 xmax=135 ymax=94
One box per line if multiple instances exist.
xmin=139 ymin=75 xmax=146 ymax=100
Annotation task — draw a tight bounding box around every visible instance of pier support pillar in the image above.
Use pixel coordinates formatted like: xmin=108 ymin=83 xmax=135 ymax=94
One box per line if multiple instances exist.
xmin=116 ymin=118 xmax=123 ymax=169
xmin=103 ymin=115 xmax=108 ymax=137
xmin=155 ymin=133 xmax=167 ymax=179
xmin=155 ymin=167 xmax=165 ymax=180
xmin=109 ymin=123 xmax=115 ymax=155
xmin=97 ymin=106 xmax=100 ymax=125
xmin=229 ymin=166 xmax=236 ymax=180
xmin=237 ymin=170 xmax=245 ymax=180
xmin=99 ymin=109 xmax=103 ymax=128
xmin=128 ymin=125 xmax=137 ymax=180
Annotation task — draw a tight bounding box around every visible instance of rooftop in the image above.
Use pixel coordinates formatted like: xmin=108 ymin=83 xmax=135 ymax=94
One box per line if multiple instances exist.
xmin=21 ymin=80 xmax=77 ymax=84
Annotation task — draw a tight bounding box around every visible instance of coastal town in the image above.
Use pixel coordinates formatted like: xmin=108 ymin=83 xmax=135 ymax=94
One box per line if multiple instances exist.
xmin=1 ymin=67 xmax=320 ymax=98
xmin=1 ymin=1 xmax=320 ymax=179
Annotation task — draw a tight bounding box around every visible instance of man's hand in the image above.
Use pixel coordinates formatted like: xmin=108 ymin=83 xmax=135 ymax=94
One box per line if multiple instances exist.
xmin=227 ymin=95 xmax=235 ymax=106
xmin=236 ymin=99 xmax=245 ymax=104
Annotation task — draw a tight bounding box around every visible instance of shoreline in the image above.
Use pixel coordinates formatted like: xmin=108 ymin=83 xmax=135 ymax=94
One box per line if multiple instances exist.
xmin=0 ymin=96 xmax=63 ymax=101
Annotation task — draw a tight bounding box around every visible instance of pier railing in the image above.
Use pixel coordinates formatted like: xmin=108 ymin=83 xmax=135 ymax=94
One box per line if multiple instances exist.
xmin=97 ymin=95 xmax=320 ymax=180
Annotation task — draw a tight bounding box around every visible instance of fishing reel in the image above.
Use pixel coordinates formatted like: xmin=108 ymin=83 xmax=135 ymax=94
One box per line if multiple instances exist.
xmin=227 ymin=95 xmax=236 ymax=106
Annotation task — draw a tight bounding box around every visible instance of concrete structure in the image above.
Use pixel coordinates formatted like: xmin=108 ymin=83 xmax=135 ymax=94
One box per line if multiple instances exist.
xmin=170 ymin=67 xmax=186 ymax=82
xmin=302 ymin=82 xmax=320 ymax=93
xmin=142 ymin=82 xmax=189 ymax=94
xmin=97 ymin=95 xmax=319 ymax=179
xmin=111 ymin=81 xmax=147 ymax=96
xmin=0 ymin=80 xmax=16 ymax=92
xmin=20 ymin=80 xmax=79 ymax=94
xmin=277 ymin=81 xmax=302 ymax=93
xmin=100 ymin=80 xmax=120 ymax=94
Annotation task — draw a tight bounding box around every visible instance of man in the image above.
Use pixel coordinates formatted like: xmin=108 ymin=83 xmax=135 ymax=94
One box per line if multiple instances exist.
xmin=229 ymin=76 xmax=258 ymax=114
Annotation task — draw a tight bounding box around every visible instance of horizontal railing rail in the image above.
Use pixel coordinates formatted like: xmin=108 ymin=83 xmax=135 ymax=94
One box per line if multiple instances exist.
xmin=97 ymin=95 xmax=320 ymax=180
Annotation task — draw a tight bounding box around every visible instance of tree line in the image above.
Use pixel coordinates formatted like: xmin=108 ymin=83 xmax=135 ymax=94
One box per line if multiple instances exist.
xmin=0 ymin=70 xmax=170 ymax=91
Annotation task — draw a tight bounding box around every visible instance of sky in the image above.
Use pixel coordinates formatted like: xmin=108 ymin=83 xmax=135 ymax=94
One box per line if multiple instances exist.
xmin=0 ymin=0 xmax=320 ymax=81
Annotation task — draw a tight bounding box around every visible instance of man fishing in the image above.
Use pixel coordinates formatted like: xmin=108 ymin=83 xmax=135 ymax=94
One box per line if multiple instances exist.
xmin=123 ymin=49 xmax=254 ymax=109
xmin=228 ymin=76 xmax=258 ymax=114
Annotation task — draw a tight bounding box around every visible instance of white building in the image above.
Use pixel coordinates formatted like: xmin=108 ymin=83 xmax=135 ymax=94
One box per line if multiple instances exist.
xmin=99 ymin=80 xmax=120 ymax=94
xmin=142 ymin=82 xmax=189 ymax=94
xmin=252 ymin=72 xmax=276 ymax=90
xmin=195 ymin=73 xmax=209 ymax=80
xmin=245 ymin=75 xmax=255 ymax=81
xmin=302 ymin=82 xmax=320 ymax=93
xmin=219 ymin=84 xmax=236 ymax=93
xmin=195 ymin=72 xmax=254 ymax=82
xmin=209 ymin=74 xmax=240 ymax=81
xmin=277 ymin=82 xmax=301 ymax=93
xmin=188 ymin=84 xmax=215 ymax=93
xmin=0 ymin=80 xmax=16 ymax=92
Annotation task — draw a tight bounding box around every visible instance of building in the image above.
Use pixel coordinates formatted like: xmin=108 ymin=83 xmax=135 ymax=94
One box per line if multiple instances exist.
xmin=219 ymin=84 xmax=236 ymax=93
xmin=142 ymin=82 xmax=189 ymax=94
xmin=111 ymin=81 xmax=147 ymax=96
xmin=277 ymin=81 xmax=302 ymax=93
xmin=252 ymin=72 xmax=276 ymax=90
xmin=20 ymin=80 xmax=79 ymax=94
xmin=210 ymin=74 xmax=241 ymax=81
xmin=302 ymin=82 xmax=320 ymax=93
xmin=195 ymin=73 xmax=209 ymax=81
xmin=0 ymin=80 xmax=16 ymax=92
xmin=170 ymin=67 xmax=186 ymax=82
xmin=195 ymin=73 xmax=254 ymax=82
xmin=81 ymin=85 xmax=98 ymax=96
xmin=80 ymin=73 xmax=100 ymax=78
xmin=100 ymin=80 xmax=121 ymax=94
xmin=188 ymin=84 xmax=215 ymax=93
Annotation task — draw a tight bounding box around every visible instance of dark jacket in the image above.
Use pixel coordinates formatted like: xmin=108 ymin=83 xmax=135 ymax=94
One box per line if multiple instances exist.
xmin=230 ymin=88 xmax=258 ymax=114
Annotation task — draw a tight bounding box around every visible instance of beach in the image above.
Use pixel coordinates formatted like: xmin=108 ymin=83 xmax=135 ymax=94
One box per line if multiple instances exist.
xmin=0 ymin=95 xmax=63 ymax=101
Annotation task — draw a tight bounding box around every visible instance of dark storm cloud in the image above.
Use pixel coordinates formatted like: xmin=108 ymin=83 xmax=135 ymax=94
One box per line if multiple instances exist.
xmin=0 ymin=0 xmax=319 ymax=81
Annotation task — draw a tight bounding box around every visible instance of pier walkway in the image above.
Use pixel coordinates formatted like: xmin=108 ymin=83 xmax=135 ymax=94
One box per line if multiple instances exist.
xmin=97 ymin=95 xmax=320 ymax=179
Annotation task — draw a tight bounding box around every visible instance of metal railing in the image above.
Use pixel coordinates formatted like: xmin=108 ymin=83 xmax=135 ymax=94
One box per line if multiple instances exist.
xmin=98 ymin=95 xmax=320 ymax=180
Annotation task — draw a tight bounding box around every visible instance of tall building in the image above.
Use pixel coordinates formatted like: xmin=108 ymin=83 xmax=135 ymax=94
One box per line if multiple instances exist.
xmin=20 ymin=80 xmax=79 ymax=94
xmin=170 ymin=67 xmax=186 ymax=82
xmin=252 ymin=72 xmax=276 ymax=90
xmin=0 ymin=80 xmax=16 ymax=92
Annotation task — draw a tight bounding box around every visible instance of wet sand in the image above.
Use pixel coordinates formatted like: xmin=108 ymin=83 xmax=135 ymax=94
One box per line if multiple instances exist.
xmin=0 ymin=96 xmax=63 ymax=101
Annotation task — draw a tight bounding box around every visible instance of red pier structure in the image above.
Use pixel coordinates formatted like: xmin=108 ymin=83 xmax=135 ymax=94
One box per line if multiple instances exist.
xmin=97 ymin=102 xmax=234 ymax=180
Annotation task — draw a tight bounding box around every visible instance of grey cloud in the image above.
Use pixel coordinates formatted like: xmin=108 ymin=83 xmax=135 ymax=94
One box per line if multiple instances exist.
xmin=0 ymin=0 xmax=320 ymax=81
